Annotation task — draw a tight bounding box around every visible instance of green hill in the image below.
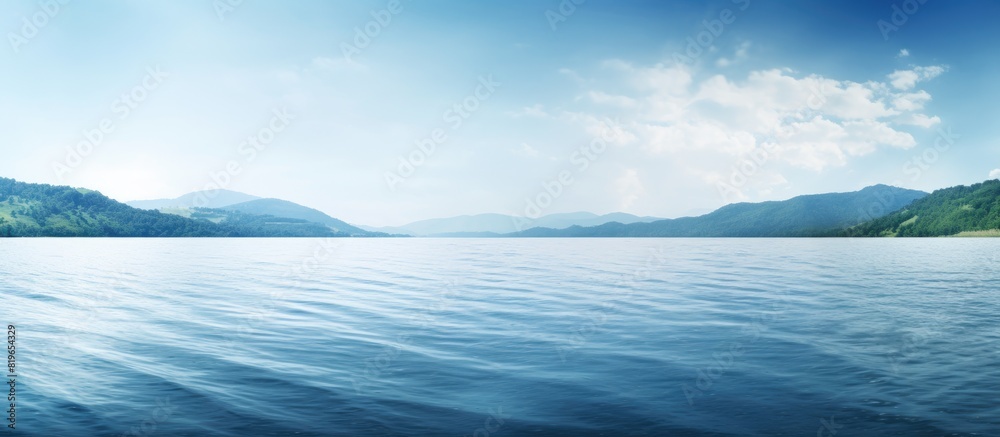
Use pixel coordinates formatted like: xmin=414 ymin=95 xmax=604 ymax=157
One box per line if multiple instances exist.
xmin=0 ymin=178 xmax=227 ymax=237
xmin=189 ymin=208 xmax=356 ymax=237
xmin=220 ymin=198 xmax=371 ymax=235
xmin=508 ymin=185 xmax=927 ymax=237
xmin=0 ymin=178 xmax=358 ymax=237
xmin=843 ymin=180 xmax=1000 ymax=237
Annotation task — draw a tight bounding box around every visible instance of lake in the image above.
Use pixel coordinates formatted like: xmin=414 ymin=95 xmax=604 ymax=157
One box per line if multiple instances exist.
xmin=2 ymin=238 xmax=998 ymax=436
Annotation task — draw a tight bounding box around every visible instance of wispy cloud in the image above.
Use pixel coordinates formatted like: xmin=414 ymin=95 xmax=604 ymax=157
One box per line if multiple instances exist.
xmin=716 ymin=41 xmax=752 ymax=68
xmin=888 ymin=65 xmax=947 ymax=91
xmin=509 ymin=104 xmax=550 ymax=118
xmin=565 ymin=61 xmax=947 ymax=173
xmin=514 ymin=142 xmax=540 ymax=158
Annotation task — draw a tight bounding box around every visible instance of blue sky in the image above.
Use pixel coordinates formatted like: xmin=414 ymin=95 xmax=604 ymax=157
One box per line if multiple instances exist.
xmin=1 ymin=0 xmax=998 ymax=226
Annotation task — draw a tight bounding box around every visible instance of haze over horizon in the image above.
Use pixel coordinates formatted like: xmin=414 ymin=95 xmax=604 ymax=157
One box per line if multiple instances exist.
xmin=3 ymin=1 xmax=1000 ymax=226
xmin=122 ymin=187 xmax=678 ymax=227
xmin=117 ymin=183 xmax=925 ymax=228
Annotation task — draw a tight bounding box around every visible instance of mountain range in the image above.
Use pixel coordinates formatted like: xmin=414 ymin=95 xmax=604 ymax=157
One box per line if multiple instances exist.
xmin=505 ymin=185 xmax=928 ymax=237
xmin=4 ymin=175 xmax=1000 ymax=238
xmin=360 ymin=212 xmax=665 ymax=237
xmin=0 ymin=178 xmax=380 ymax=237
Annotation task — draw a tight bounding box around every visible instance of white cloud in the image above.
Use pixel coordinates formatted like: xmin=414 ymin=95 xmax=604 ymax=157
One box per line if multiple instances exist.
xmin=737 ymin=42 xmax=751 ymax=58
xmin=587 ymin=91 xmax=636 ymax=107
xmin=643 ymin=121 xmax=756 ymax=156
xmin=898 ymin=49 xmax=910 ymax=58
xmin=605 ymin=59 xmax=693 ymax=96
xmin=841 ymin=119 xmax=916 ymax=152
xmin=991 ymin=169 xmax=1000 ymax=180
xmin=830 ymin=82 xmax=896 ymax=118
xmin=636 ymin=63 xmax=692 ymax=96
xmin=716 ymin=41 xmax=751 ymax=68
xmin=514 ymin=142 xmax=540 ymax=157
xmin=559 ymin=68 xmax=586 ymax=85
xmin=888 ymin=70 xmax=919 ymax=91
xmin=509 ymin=104 xmax=549 ymax=118
xmin=898 ymin=113 xmax=941 ymax=128
xmin=615 ymin=169 xmax=645 ymax=210
xmin=892 ymin=90 xmax=931 ymax=111
xmin=770 ymin=117 xmax=850 ymax=170
xmin=565 ymin=60 xmax=946 ymax=175
xmin=544 ymin=57 xmax=948 ymax=214
xmin=888 ymin=65 xmax=947 ymax=90
xmin=561 ymin=112 xmax=637 ymax=146
xmin=761 ymin=117 xmax=914 ymax=170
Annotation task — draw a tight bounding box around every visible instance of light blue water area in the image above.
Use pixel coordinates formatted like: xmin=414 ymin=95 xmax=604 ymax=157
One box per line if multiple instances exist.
xmin=1 ymin=238 xmax=998 ymax=436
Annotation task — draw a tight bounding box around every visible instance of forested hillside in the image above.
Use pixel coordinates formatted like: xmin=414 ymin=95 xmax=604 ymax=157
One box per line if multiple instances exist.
xmin=0 ymin=178 xmax=354 ymax=237
xmin=0 ymin=178 xmax=229 ymax=237
xmin=219 ymin=198 xmax=370 ymax=235
xmin=843 ymin=180 xmax=1000 ymax=237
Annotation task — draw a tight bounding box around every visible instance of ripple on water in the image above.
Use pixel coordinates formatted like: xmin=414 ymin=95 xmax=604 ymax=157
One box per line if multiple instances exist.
xmin=1 ymin=238 xmax=997 ymax=436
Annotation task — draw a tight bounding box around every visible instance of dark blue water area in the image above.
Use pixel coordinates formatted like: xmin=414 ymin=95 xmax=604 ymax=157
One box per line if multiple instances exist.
xmin=2 ymin=238 xmax=998 ymax=436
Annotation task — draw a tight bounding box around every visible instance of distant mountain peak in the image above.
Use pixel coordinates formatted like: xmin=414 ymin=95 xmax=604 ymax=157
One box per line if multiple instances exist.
xmin=861 ymin=184 xmax=907 ymax=191
xmin=127 ymin=190 xmax=260 ymax=210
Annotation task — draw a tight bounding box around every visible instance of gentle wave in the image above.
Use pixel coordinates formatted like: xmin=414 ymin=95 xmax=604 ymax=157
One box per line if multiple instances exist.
xmin=1 ymin=238 xmax=998 ymax=436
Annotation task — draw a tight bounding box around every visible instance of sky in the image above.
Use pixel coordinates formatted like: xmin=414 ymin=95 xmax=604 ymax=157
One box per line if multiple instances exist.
xmin=1 ymin=0 xmax=999 ymax=227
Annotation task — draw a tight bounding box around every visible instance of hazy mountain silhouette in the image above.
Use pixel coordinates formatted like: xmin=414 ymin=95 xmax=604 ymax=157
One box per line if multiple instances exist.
xmin=127 ymin=190 xmax=260 ymax=210
xmin=506 ymin=185 xmax=929 ymax=237
xmin=362 ymin=212 xmax=664 ymax=236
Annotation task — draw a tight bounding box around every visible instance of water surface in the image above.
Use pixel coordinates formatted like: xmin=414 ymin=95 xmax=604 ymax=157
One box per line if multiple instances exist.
xmin=2 ymin=238 xmax=998 ymax=436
